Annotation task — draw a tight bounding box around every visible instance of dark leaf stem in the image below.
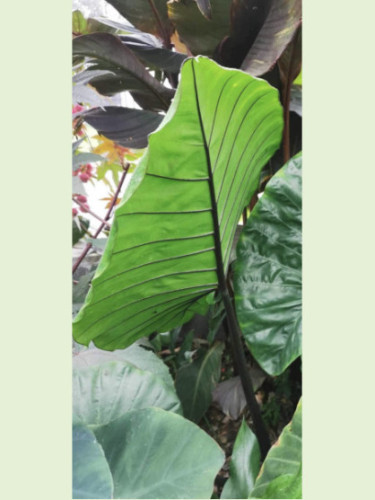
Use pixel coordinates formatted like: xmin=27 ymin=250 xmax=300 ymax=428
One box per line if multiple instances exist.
xmin=72 ymin=163 xmax=130 ymax=275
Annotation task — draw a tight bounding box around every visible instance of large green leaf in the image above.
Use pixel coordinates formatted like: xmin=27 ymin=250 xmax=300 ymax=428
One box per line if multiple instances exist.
xmin=241 ymin=0 xmax=302 ymax=77
xmin=72 ymin=424 xmax=113 ymax=499
xmin=73 ymin=57 xmax=283 ymax=350
xmin=234 ymin=154 xmax=301 ymax=376
xmin=81 ymin=106 xmax=163 ymax=149
xmin=168 ymin=0 xmax=232 ymax=56
xmin=73 ymin=358 xmax=182 ymax=427
xmin=95 ymin=407 xmax=225 ymax=498
xmin=73 ymin=342 xmax=175 ymax=390
xmin=175 ymin=342 xmax=224 ymax=422
xmin=72 ymin=33 xmax=174 ymax=111
xmin=104 ymin=0 xmax=173 ymax=40
xmin=221 ymin=420 xmax=261 ymax=499
xmin=250 ymin=399 xmax=302 ymax=499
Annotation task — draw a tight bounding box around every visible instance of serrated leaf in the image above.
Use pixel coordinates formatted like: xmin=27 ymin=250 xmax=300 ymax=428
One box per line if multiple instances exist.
xmin=175 ymin=342 xmax=224 ymax=422
xmin=234 ymin=154 xmax=301 ymax=375
xmin=73 ymin=57 xmax=282 ymax=351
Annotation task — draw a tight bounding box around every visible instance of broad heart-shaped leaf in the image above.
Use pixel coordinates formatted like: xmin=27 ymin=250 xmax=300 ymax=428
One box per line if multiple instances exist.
xmin=95 ymin=407 xmax=225 ymax=499
xmin=73 ymin=342 xmax=175 ymax=390
xmin=234 ymin=153 xmax=301 ymax=376
xmin=81 ymin=107 xmax=164 ymax=149
xmin=168 ymin=0 xmax=232 ymax=56
xmin=104 ymin=0 xmax=173 ymax=40
xmin=72 ymin=33 xmax=174 ymax=111
xmin=241 ymin=0 xmax=302 ymax=77
xmin=72 ymin=424 xmax=113 ymax=499
xmin=221 ymin=420 xmax=261 ymax=499
xmin=73 ymin=57 xmax=283 ymax=351
xmin=175 ymin=342 xmax=224 ymax=422
xmin=73 ymin=358 xmax=182 ymax=428
xmin=250 ymin=399 xmax=302 ymax=499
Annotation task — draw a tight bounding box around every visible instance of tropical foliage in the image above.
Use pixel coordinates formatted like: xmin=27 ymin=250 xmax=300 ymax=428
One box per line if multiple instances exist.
xmin=72 ymin=1 xmax=302 ymax=498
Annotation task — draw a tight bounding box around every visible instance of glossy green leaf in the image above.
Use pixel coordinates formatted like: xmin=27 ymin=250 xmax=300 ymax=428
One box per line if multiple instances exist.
xmin=168 ymin=0 xmax=231 ymax=56
xmin=72 ymin=33 xmax=174 ymax=111
xmin=95 ymin=407 xmax=225 ymax=498
xmin=250 ymin=399 xmax=302 ymax=499
xmin=72 ymin=424 xmax=113 ymax=499
xmin=234 ymin=154 xmax=301 ymax=375
xmin=175 ymin=342 xmax=224 ymax=422
xmin=73 ymin=358 xmax=182 ymax=427
xmin=73 ymin=57 xmax=283 ymax=350
xmin=221 ymin=420 xmax=261 ymax=499
xmin=241 ymin=0 xmax=302 ymax=76
xmin=104 ymin=0 xmax=173 ymax=39
xmin=81 ymin=106 xmax=163 ymax=149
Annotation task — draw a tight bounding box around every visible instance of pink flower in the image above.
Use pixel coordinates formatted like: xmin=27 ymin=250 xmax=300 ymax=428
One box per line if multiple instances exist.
xmin=72 ymin=104 xmax=84 ymax=114
xmin=72 ymin=208 xmax=78 ymax=217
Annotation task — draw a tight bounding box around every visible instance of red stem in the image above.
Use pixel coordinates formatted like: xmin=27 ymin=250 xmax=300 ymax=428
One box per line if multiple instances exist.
xmin=72 ymin=163 xmax=130 ymax=275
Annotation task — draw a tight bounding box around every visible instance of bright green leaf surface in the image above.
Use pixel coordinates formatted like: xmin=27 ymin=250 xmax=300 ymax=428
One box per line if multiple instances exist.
xmin=73 ymin=359 xmax=182 ymax=428
xmin=250 ymin=399 xmax=302 ymax=499
xmin=175 ymin=342 xmax=224 ymax=422
xmin=95 ymin=407 xmax=225 ymax=499
xmin=73 ymin=57 xmax=282 ymax=351
xmin=72 ymin=424 xmax=113 ymax=499
xmin=221 ymin=420 xmax=261 ymax=499
xmin=234 ymin=154 xmax=302 ymax=375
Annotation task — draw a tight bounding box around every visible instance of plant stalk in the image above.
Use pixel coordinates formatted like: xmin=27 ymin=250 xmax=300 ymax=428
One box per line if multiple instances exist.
xmin=72 ymin=162 xmax=130 ymax=275
xmin=222 ymin=289 xmax=271 ymax=459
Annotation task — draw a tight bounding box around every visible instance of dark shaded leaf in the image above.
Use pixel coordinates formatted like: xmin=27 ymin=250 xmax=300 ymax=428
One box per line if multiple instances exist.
xmin=196 ymin=0 xmax=212 ymax=19
xmin=278 ymin=25 xmax=302 ymax=90
xmin=72 ymin=424 xmax=113 ymax=499
xmin=175 ymin=342 xmax=224 ymax=422
xmin=168 ymin=0 xmax=232 ymax=56
xmin=73 ymin=57 xmax=282 ymax=350
xmin=81 ymin=106 xmax=164 ymax=149
xmin=72 ymin=33 xmax=174 ymax=111
xmin=212 ymin=370 xmax=266 ymax=419
xmin=95 ymin=407 xmax=225 ymax=498
xmin=289 ymin=85 xmax=301 ymax=116
xmin=72 ymin=10 xmax=116 ymax=36
xmin=234 ymin=154 xmax=302 ymax=376
xmin=221 ymin=420 xmax=261 ymax=498
xmin=250 ymin=399 xmax=302 ymax=498
xmin=104 ymin=0 xmax=173 ymax=40
xmin=215 ymin=0 xmax=273 ymax=68
xmin=241 ymin=0 xmax=302 ymax=76
xmin=119 ymin=34 xmax=187 ymax=72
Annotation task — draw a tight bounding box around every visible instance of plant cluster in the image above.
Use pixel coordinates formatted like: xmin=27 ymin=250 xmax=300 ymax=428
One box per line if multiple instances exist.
xmin=72 ymin=1 xmax=302 ymax=498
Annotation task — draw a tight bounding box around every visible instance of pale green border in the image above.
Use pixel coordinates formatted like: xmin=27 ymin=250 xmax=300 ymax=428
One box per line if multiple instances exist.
xmin=2 ymin=1 xmax=374 ymax=499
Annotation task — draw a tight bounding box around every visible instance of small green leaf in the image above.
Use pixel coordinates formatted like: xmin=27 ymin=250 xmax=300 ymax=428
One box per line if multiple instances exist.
xmin=221 ymin=420 xmax=261 ymax=499
xmin=175 ymin=342 xmax=224 ymax=422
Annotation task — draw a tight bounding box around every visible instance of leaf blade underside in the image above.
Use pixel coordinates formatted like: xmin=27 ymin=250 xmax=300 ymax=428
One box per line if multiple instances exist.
xmin=73 ymin=57 xmax=283 ymax=350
